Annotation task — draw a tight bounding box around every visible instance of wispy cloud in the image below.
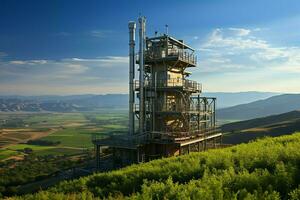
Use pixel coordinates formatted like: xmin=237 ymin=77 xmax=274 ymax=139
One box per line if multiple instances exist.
xmin=89 ymin=30 xmax=113 ymax=38
xmin=228 ymin=28 xmax=251 ymax=36
xmin=10 ymin=60 xmax=48 ymax=65
xmin=189 ymin=27 xmax=300 ymax=93
xmin=0 ymin=56 xmax=129 ymax=95
xmin=197 ymin=27 xmax=300 ymax=74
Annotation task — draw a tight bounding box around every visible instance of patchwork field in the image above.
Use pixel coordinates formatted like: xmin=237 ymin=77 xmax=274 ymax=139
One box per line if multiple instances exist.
xmin=0 ymin=111 xmax=128 ymax=161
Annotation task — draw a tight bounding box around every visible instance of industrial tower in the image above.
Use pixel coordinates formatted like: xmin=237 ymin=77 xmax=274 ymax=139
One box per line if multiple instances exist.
xmin=93 ymin=17 xmax=222 ymax=169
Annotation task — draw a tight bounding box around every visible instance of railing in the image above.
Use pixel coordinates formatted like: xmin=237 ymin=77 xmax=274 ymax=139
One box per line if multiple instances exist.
xmin=151 ymin=127 xmax=221 ymax=141
xmin=134 ymin=95 xmax=215 ymax=114
xmin=134 ymin=103 xmax=152 ymax=113
xmin=134 ymin=102 xmax=214 ymax=114
xmin=178 ymin=51 xmax=197 ymax=65
xmin=134 ymin=79 xmax=202 ymax=92
xmin=134 ymin=104 xmax=139 ymax=112
xmin=144 ymin=49 xmax=197 ymax=65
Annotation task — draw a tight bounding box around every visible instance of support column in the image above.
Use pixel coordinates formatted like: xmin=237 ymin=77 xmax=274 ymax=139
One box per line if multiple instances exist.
xmin=138 ymin=16 xmax=146 ymax=134
xmin=128 ymin=21 xmax=136 ymax=135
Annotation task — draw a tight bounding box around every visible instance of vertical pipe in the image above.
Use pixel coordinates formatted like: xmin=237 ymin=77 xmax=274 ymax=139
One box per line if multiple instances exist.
xmin=152 ymin=72 xmax=157 ymax=135
xmin=214 ymin=98 xmax=216 ymax=127
xmin=128 ymin=21 xmax=136 ymax=135
xmin=139 ymin=16 xmax=146 ymax=134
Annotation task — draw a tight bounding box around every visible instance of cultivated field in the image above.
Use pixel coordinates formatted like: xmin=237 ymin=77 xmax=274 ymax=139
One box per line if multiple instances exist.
xmin=0 ymin=111 xmax=128 ymax=161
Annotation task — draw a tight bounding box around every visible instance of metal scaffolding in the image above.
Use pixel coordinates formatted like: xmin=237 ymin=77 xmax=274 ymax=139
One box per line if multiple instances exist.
xmin=93 ymin=17 xmax=222 ymax=169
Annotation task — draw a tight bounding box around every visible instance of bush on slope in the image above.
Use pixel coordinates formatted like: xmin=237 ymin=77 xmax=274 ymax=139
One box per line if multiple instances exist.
xmin=11 ymin=132 xmax=300 ymax=199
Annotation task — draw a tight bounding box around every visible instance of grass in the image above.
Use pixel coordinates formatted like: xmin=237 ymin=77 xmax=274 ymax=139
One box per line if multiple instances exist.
xmin=34 ymin=147 xmax=84 ymax=156
xmin=24 ymin=113 xmax=88 ymax=128
xmin=102 ymin=124 xmax=127 ymax=129
xmin=3 ymin=144 xmax=84 ymax=157
xmin=94 ymin=113 xmax=127 ymax=120
xmin=7 ymin=144 xmax=54 ymax=151
xmin=42 ymin=128 xmax=95 ymax=148
xmin=0 ymin=149 xmax=19 ymax=160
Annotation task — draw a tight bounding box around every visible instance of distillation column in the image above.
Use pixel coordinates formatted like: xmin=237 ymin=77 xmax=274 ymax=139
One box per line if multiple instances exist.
xmin=128 ymin=22 xmax=136 ymax=135
xmin=138 ymin=16 xmax=146 ymax=134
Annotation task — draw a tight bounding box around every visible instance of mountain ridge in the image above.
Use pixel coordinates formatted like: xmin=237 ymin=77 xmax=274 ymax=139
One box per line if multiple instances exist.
xmin=0 ymin=92 xmax=279 ymax=112
xmin=221 ymin=110 xmax=300 ymax=144
xmin=218 ymin=94 xmax=300 ymax=120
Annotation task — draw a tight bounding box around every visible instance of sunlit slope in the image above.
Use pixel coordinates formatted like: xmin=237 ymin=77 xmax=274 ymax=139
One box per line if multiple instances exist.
xmin=11 ymin=132 xmax=300 ymax=199
xmin=218 ymin=94 xmax=300 ymax=120
xmin=222 ymin=110 xmax=300 ymax=144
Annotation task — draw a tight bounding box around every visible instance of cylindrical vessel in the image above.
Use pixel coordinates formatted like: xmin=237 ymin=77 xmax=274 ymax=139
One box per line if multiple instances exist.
xmin=138 ymin=16 xmax=146 ymax=134
xmin=128 ymin=21 xmax=136 ymax=135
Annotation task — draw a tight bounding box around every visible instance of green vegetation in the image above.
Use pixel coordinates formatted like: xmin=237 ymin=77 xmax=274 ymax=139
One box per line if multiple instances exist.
xmin=10 ymin=132 xmax=300 ymax=199
xmin=27 ymin=139 xmax=61 ymax=146
xmin=0 ymin=149 xmax=18 ymax=160
xmin=0 ymin=153 xmax=93 ymax=197
xmin=0 ymin=111 xmax=129 ymax=197
xmin=42 ymin=128 xmax=95 ymax=148
xmin=3 ymin=144 xmax=83 ymax=157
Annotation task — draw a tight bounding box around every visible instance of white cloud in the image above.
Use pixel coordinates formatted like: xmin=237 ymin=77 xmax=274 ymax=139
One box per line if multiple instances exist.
xmin=190 ymin=26 xmax=300 ymax=93
xmin=0 ymin=56 xmax=129 ymax=95
xmin=64 ymin=63 xmax=88 ymax=74
xmin=90 ymin=30 xmax=112 ymax=38
xmin=228 ymin=28 xmax=251 ymax=36
xmin=203 ymin=28 xmax=268 ymax=50
xmin=10 ymin=60 xmax=27 ymax=65
xmin=69 ymin=56 xmax=128 ymax=66
xmin=10 ymin=60 xmax=48 ymax=65
xmin=197 ymin=27 xmax=300 ymax=74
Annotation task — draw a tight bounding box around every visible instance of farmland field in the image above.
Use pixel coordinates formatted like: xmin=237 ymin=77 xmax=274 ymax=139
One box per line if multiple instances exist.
xmin=0 ymin=111 xmax=128 ymax=161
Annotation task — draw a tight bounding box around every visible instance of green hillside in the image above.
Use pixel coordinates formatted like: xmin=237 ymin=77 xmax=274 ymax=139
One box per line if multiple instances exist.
xmin=222 ymin=110 xmax=300 ymax=144
xmin=9 ymin=132 xmax=300 ymax=200
xmin=218 ymin=94 xmax=300 ymax=120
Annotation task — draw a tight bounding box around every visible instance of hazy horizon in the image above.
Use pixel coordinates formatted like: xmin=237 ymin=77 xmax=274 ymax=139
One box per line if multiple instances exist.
xmin=0 ymin=91 xmax=289 ymax=97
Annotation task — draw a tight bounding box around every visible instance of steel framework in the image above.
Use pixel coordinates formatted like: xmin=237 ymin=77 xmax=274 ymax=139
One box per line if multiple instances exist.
xmin=93 ymin=17 xmax=222 ymax=169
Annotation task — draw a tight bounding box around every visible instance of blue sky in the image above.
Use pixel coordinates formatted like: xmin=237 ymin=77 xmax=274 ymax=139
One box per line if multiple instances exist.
xmin=1 ymin=0 xmax=300 ymax=95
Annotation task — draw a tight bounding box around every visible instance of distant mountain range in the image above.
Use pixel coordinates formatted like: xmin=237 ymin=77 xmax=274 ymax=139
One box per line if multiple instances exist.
xmin=0 ymin=94 xmax=128 ymax=112
xmin=218 ymin=94 xmax=300 ymax=120
xmin=204 ymin=91 xmax=279 ymax=108
xmin=0 ymin=92 xmax=278 ymax=112
xmin=0 ymin=99 xmax=81 ymax=112
xmin=221 ymin=110 xmax=300 ymax=144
